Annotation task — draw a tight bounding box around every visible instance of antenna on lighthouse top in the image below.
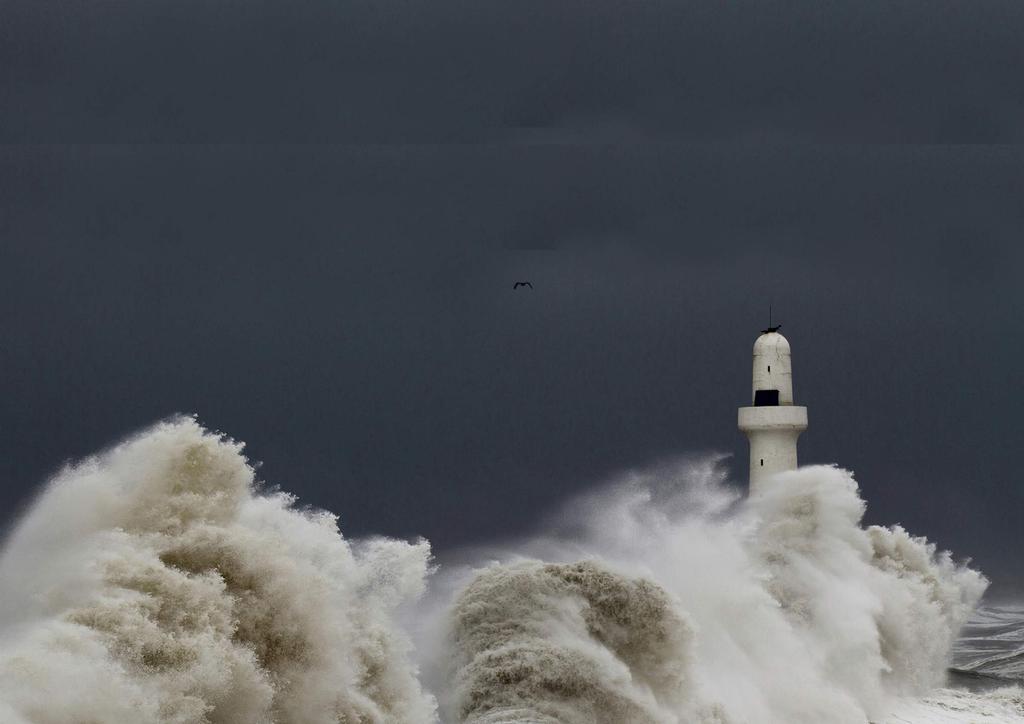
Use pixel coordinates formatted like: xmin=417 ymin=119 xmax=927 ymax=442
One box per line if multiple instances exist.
xmin=761 ymin=304 xmax=782 ymax=335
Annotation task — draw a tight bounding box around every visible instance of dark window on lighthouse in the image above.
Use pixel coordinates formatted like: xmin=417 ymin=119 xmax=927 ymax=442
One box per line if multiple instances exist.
xmin=754 ymin=389 xmax=780 ymax=406
xmin=760 ymin=459 xmax=764 ymax=466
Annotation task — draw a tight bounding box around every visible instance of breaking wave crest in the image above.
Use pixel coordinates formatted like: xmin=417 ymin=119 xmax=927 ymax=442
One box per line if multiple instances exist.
xmin=438 ymin=459 xmax=991 ymax=723
xmin=0 ymin=417 xmax=436 ymax=724
xmin=0 ymin=420 xmax=1005 ymax=723
xmin=448 ymin=560 xmax=701 ymax=724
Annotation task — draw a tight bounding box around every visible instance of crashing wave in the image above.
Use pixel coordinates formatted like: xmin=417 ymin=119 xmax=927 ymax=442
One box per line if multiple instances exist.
xmin=0 ymin=417 xmax=436 ymax=724
xmin=0 ymin=423 xmax=998 ymax=723
xmin=441 ymin=460 xmax=988 ymax=723
xmin=449 ymin=560 xmax=701 ymax=724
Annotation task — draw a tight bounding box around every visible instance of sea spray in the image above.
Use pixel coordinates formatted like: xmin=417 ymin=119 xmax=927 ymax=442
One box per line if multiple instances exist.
xmin=0 ymin=424 xmax=998 ymax=723
xmin=438 ymin=457 xmax=988 ymax=723
xmin=449 ymin=560 xmax=700 ymax=724
xmin=0 ymin=417 xmax=436 ymax=724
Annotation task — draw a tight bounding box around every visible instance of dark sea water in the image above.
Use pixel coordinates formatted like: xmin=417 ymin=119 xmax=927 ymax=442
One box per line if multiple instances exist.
xmin=878 ymin=604 xmax=1024 ymax=723
xmin=950 ymin=604 xmax=1024 ymax=688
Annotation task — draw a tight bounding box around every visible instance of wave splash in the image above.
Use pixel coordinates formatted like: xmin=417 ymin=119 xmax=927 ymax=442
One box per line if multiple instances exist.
xmin=0 ymin=421 xmax=1007 ymax=723
xmin=449 ymin=560 xmax=702 ymax=724
xmin=0 ymin=418 xmax=436 ymax=724
xmin=440 ymin=458 xmax=991 ymax=723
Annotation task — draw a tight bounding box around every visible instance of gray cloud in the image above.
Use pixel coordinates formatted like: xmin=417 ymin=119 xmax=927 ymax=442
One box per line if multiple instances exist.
xmin=3 ymin=0 xmax=1024 ymax=143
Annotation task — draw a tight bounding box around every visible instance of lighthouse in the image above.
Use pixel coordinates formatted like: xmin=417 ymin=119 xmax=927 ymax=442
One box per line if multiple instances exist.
xmin=737 ymin=327 xmax=808 ymax=493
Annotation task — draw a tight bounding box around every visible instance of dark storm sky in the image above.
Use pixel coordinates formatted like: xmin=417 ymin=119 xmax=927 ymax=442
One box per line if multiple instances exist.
xmin=2 ymin=1 xmax=1023 ymax=593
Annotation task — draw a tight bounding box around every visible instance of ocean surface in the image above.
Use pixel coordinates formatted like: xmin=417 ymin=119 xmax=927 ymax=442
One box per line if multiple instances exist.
xmin=953 ymin=604 xmax=1024 ymax=685
xmin=882 ymin=604 xmax=1024 ymax=723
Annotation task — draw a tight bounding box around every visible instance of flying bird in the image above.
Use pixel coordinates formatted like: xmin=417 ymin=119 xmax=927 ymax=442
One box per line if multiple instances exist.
xmin=513 ymin=281 xmax=533 ymax=289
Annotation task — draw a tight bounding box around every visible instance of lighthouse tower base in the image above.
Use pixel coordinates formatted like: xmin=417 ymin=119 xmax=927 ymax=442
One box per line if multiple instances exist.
xmin=738 ymin=405 xmax=807 ymax=494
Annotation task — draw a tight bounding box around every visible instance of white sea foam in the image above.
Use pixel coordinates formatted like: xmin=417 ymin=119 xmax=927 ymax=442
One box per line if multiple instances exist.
xmin=435 ymin=457 xmax=992 ymax=723
xmin=882 ymin=686 xmax=1024 ymax=723
xmin=0 ymin=417 xmax=436 ymax=724
xmin=0 ymin=422 xmax=1010 ymax=723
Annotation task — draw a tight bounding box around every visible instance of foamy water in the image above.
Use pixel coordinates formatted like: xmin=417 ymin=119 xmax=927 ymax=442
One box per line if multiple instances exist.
xmin=427 ymin=457 xmax=1004 ymax=723
xmin=0 ymin=418 xmax=436 ymax=723
xmin=0 ymin=419 xmax=1020 ymax=723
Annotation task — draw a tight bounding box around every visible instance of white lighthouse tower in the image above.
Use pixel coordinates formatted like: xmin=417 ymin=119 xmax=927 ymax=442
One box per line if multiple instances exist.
xmin=737 ymin=327 xmax=808 ymax=493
